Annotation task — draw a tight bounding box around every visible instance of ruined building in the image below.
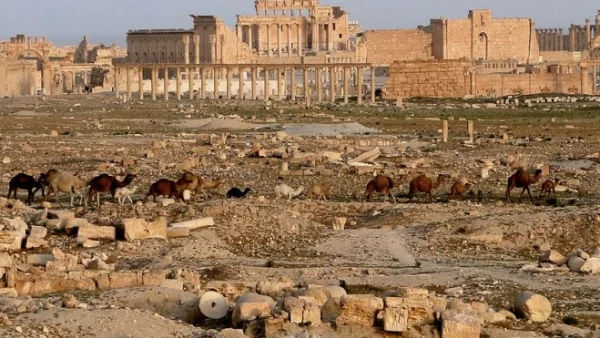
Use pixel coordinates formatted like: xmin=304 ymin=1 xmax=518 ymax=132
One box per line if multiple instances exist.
xmin=126 ymin=0 xmax=357 ymax=65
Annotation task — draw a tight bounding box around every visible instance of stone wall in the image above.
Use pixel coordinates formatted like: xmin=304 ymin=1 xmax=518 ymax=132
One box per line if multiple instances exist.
xmin=386 ymin=60 xmax=473 ymax=98
xmin=386 ymin=59 xmax=591 ymax=98
xmin=431 ymin=10 xmax=539 ymax=64
xmin=0 ymin=56 xmax=38 ymax=97
xmin=357 ymin=29 xmax=433 ymax=65
xmin=474 ymin=73 xmax=584 ymax=96
xmin=539 ymin=51 xmax=576 ymax=63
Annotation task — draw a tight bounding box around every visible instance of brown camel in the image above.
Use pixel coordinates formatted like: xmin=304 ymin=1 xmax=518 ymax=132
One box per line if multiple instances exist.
xmin=364 ymin=175 xmax=397 ymax=203
xmin=408 ymin=174 xmax=448 ymax=202
xmin=87 ymin=173 xmax=136 ymax=207
xmin=450 ymin=182 xmax=472 ymax=201
xmin=539 ymin=178 xmax=560 ymax=200
xmin=505 ymin=169 xmax=543 ymax=203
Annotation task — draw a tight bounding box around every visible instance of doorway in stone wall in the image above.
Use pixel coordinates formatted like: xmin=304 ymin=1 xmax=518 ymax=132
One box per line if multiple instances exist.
xmin=475 ymin=32 xmax=488 ymax=60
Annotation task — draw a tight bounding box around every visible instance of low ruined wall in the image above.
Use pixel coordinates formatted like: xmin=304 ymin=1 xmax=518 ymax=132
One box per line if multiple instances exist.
xmin=386 ymin=59 xmax=590 ymax=98
xmin=359 ymin=29 xmax=433 ymax=66
xmin=0 ymin=57 xmax=37 ymax=97
xmin=475 ymin=73 xmax=583 ymax=96
xmin=386 ymin=60 xmax=472 ymax=98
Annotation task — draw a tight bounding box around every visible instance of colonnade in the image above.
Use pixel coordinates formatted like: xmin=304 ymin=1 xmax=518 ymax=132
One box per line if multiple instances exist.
xmin=114 ymin=63 xmax=378 ymax=105
xmin=536 ymin=29 xmax=564 ymax=51
xmin=237 ymin=22 xmax=305 ymax=56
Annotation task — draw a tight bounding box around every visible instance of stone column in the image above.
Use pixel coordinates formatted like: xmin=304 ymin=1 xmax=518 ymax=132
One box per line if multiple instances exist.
xmin=329 ymin=66 xmax=336 ymax=103
xmin=163 ymin=68 xmax=169 ymax=101
xmin=467 ymin=121 xmax=474 ymax=143
xmin=327 ymin=22 xmax=333 ymax=51
xmin=277 ymin=68 xmax=284 ymax=100
xmin=188 ymin=67 xmax=194 ymax=100
xmin=237 ymin=24 xmax=242 ymax=38
xmin=370 ymin=66 xmax=376 ymax=103
xmin=357 ymin=67 xmax=363 ymax=105
xmin=176 ymin=67 xmax=181 ymax=100
xmin=138 ymin=66 xmax=144 ymax=100
xmin=248 ymin=25 xmax=254 ymax=51
xmin=442 ymin=120 xmax=448 ymax=143
xmin=593 ymin=66 xmax=597 ymax=94
xmin=549 ymin=29 xmax=555 ymax=51
xmin=126 ymin=67 xmax=132 ymax=100
xmin=312 ymin=22 xmax=319 ymax=51
xmin=267 ymin=24 xmax=272 ymax=57
xmin=316 ymin=67 xmax=323 ymax=102
xmin=193 ymin=34 xmax=200 ymax=64
xmin=264 ymin=67 xmax=270 ymax=101
xmin=256 ymin=25 xmax=261 ymax=54
xmin=581 ymin=65 xmax=590 ymax=94
xmin=303 ymin=67 xmax=310 ymax=107
xmin=287 ymin=24 xmax=292 ymax=56
xmin=238 ymin=67 xmax=244 ymax=99
xmin=183 ymin=35 xmax=190 ymax=64
xmin=114 ymin=68 xmax=120 ymax=98
xmin=559 ymin=28 xmax=564 ymax=51
xmin=251 ymin=67 xmax=257 ymax=100
xmin=226 ymin=68 xmax=232 ymax=99
xmin=342 ymin=67 xmax=350 ymax=104
xmin=41 ymin=61 xmax=50 ymax=95
xmin=290 ymin=67 xmax=296 ymax=101
xmin=151 ymin=67 xmax=157 ymax=101
xmin=200 ymin=68 xmax=207 ymax=100
xmin=597 ymin=11 xmax=600 ymax=39
xmin=277 ymin=24 xmax=282 ymax=57
xmin=297 ymin=23 xmax=303 ymax=56
xmin=569 ymin=26 xmax=576 ymax=51
xmin=214 ymin=68 xmax=219 ymax=100
xmin=586 ymin=19 xmax=592 ymax=49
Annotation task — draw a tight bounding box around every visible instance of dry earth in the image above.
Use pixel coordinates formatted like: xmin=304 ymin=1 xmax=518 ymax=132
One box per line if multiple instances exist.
xmin=0 ymin=93 xmax=600 ymax=337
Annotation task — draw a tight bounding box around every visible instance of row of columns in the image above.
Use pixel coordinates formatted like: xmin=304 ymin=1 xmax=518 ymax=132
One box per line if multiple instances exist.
xmin=115 ymin=65 xmax=378 ymax=106
xmin=238 ymin=23 xmax=304 ymax=57
xmin=536 ymin=29 xmax=564 ymax=51
xmin=568 ymin=21 xmax=594 ymax=52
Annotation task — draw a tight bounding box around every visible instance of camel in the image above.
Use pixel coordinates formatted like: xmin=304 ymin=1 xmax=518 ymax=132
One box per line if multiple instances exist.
xmin=87 ymin=173 xmax=136 ymax=207
xmin=275 ymin=184 xmax=304 ymax=200
xmin=539 ymin=178 xmax=560 ymax=200
xmin=450 ymin=182 xmax=472 ymax=201
xmin=364 ymin=175 xmax=397 ymax=203
xmin=408 ymin=174 xmax=448 ymax=202
xmin=505 ymin=169 xmax=543 ymax=203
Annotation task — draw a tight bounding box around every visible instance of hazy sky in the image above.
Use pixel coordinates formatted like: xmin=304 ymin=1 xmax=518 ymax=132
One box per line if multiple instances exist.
xmin=2 ymin=0 xmax=598 ymax=46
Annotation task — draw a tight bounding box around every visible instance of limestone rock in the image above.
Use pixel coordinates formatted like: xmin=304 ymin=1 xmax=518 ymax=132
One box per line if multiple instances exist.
xmin=27 ymin=254 xmax=55 ymax=266
xmin=170 ymin=217 xmax=215 ymax=231
xmin=62 ymin=293 xmax=79 ymax=308
xmin=539 ymin=250 xmax=567 ymax=266
xmin=29 ymin=226 xmax=47 ymax=239
xmin=581 ymin=257 xmax=600 ymax=274
xmin=256 ymin=276 xmax=295 ymax=298
xmin=332 ymin=217 xmax=346 ymax=231
xmin=513 ymin=292 xmax=552 ymax=322
xmin=336 ymin=294 xmax=384 ymax=327
xmin=0 ymin=253 xmax=12 ymax=267
xmin=441 ymin=308 xmax=481 ymax=338
xmin=77 ymin=224 xmax=116 ymax=240
xmin=383 ymin=308 xmax=409 ymax=333
xmin=323 ymin=285 xmax=347 ymax=299
xmin=123 ymin=217 xmax=167 ymax=241
xmin=295 ymin=287 xmax=328 ymax=306
xmin=231 ymin=292 xmax=274 ymax=327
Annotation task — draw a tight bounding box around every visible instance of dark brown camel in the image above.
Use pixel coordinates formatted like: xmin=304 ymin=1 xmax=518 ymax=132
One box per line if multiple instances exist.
xmin=364 ymin=175 xmax=398 ymax=203
xmin=7 ymin=173 xmax=43 ymax=205
xmin=505 ymin=169 xmax=543 ymax=203
xmin=408 ymin=174 xmax=448 ymax=202
xmin=87 ymin=173 xmax=136 ymax=207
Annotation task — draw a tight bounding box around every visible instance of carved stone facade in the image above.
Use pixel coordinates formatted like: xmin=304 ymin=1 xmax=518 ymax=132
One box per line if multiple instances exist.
xmin=125 ymin=0 xmax=354 ymax=65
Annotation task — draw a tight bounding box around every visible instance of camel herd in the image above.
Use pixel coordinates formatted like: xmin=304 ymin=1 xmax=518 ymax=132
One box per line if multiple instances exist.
xmin=5 ymin=167 xmax=562 ymax=208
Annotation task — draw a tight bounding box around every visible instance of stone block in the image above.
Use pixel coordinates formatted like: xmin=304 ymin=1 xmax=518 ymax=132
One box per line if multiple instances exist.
xmin=441 ymin=309 xmax=481 ymax=338
xmin=231 ymin=292 xmax=273 ymax=327
xmin=336 ymin=294 xmax=384 ymax=327
xmin=383 ymin=308 xmax=409 ymax=332
xmin=123 ymin=217 xmax=167 ymax=241
xmin=27 ymin=254 xmax=55 ymax=266
xmin=109 ymin=271 xmax=143 ymax=289
xmin=513 ymin=292 xmax=552 ymax=322
xmin=0 ymin=253 xmax=12 ymax=267
xmin=29 ymin=226 xmax=48 ymax=239
xmin=78 ymin=224 xmax=116 ymax=240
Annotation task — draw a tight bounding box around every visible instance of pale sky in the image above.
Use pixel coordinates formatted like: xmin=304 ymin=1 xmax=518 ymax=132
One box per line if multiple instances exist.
xmin=1 ymin=0 xmax=598 ymax=46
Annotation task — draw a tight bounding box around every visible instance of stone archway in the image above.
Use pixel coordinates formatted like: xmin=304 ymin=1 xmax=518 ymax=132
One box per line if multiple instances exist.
xmin=474 ymin=32 xmax=488 ymax=60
